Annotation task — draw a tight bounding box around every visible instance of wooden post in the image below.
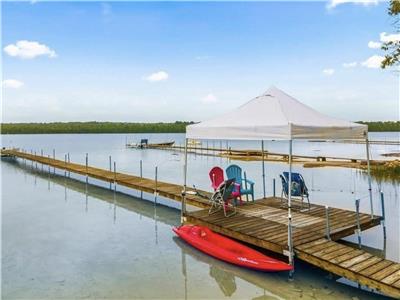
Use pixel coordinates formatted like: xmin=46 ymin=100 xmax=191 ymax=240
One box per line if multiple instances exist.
xmin=325 ymin=206 xmax=331 ymax=240
xmin=52 ymin=149 xmax=55 ymax=174
xmin=355 ymin=199 xmax=362 ymax=249
xmin=181 ymin=138 xmax=188 ymax=223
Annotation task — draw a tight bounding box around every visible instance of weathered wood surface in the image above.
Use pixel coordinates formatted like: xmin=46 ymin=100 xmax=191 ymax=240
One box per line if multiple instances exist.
xmin=296 ymin=239 xmax=400 ymax=299
xmin=1 ymin=149 xmax=211 ymax=208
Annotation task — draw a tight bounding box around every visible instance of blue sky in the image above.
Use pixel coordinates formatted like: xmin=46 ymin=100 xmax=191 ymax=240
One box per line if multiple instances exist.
xmin=2 ymin=1 xmax=399 ymax=122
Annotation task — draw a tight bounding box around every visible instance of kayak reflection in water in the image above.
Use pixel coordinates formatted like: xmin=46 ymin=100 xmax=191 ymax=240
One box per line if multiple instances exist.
xmin=209 ymin=265 xmax=237 ymax=297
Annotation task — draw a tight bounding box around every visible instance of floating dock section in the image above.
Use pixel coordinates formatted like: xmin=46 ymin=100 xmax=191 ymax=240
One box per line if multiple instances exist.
xmin=2 ymin=148 xmax=399 ymax=298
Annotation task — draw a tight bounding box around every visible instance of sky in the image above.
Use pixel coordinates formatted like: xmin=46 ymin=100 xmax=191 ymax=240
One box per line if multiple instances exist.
xmin=2 ymin=0 xmax=399 ymax=123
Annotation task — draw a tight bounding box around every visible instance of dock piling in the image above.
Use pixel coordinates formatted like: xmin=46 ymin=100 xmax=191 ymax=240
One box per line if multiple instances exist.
xmin=261 ymin=140 xmax=266 ymax=199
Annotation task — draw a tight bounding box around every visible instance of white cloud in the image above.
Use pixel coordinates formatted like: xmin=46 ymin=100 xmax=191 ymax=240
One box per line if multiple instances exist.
xmin=4 ymin=40 xmax=56 ymax=59
xmin=380 ymin=32 xmax=400 ymax=43
xmin=143 ymin=71 xmax=169 ymax=82
xmin=2 ymin=79 xmax=24 ymax=89
xmin=368 ymin=41 xmax=381 ymax=49
xmin=361 ymin=55 xmax=384 ymax=68
xmin=343 ymin=62 xmax=357 ymax=68
xmin=322 ymin=68 xmax=335 ymax=76
xmin=201 ymin=93 xmax=218 ymax=103
xmin=327 ymin=0 xmax=378 ymax=9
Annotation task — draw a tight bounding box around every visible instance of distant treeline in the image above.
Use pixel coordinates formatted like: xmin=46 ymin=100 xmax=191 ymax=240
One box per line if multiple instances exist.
xmin=358 ymin=121 xmax=400 ymax=132
xmin=0 ymin=121 xmax=399 ymax=134
xmin=0 ymin=121 xmax=193 ymax=134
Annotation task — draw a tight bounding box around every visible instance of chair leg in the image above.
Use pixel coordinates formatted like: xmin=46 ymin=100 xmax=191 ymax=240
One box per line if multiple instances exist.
xmin=307 ymin=195 xmax=311 ymax=210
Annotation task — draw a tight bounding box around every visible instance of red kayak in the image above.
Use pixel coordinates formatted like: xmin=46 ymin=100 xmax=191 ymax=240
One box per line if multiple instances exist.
xmin=173 ymin=225 xmax=293 ymax=272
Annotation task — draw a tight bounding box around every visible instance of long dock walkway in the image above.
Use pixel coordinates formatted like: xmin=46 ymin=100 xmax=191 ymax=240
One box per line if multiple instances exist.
xmin=2 ymin=148 xmax=400 ymax=298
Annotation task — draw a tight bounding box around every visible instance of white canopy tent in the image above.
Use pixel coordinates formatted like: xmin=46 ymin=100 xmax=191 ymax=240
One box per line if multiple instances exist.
xmin=182 ymin=86 xmax=372 ymax=268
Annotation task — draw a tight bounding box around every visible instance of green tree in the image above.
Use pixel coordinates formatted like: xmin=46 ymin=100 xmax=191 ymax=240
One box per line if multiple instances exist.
xmin=381 ymin=0 xmax=400 ymax=68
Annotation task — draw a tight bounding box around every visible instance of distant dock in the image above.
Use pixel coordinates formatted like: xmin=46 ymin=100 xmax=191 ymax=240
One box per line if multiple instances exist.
xmin=2 ymin=148 xmax=400 ymax=298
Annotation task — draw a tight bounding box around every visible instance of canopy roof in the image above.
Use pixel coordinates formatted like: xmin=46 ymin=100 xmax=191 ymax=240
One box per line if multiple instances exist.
xmin=186 ymin=86 xmax=367 ymax=141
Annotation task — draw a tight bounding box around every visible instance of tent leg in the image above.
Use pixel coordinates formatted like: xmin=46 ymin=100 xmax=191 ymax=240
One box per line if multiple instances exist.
xmin=288 ymin=139 xmax=294 ymax=272
xmin=261 ymin=140 xmax=266 ymax=199
xmin=181 ymin=138 xmax=189 ymax=224
xmin=365 ymin=137 xmax=373 ymax=218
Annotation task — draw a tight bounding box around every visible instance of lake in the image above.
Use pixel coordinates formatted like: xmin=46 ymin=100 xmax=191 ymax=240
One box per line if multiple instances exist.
xmin=1 ymin=132 xmax=399 ymax=299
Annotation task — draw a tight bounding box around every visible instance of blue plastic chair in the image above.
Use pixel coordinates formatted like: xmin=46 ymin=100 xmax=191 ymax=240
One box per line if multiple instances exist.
xmin=280 ymin=172 xmax=310 ymax=209
xmin=226 ymin=164 xmax=255 ymax=202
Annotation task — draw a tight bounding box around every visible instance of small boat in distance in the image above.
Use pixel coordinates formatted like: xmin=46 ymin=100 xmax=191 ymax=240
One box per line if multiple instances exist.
xmin=126 ymin=139 xmax=175 ymax=149
xmin=173 ymin=225 xmax=293 ymax=272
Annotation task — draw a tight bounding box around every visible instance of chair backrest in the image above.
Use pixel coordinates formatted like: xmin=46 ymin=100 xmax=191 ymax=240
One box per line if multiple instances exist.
xmin=226 ymin=165 xmax=242 ymax=186
xmin=280 ymin=174 xmax=288 ymax=196
xmin=217 ymin=179 xmax=235 ymax=202
xmin=209 ymin=167 xmax=224 ymax=191
xmin=282 ymin=172 xmax=308 ymax=196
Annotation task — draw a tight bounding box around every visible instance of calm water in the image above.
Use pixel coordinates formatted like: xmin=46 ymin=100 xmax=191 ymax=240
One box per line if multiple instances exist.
xmin=2 ymin=133 xmax=399 ymax=299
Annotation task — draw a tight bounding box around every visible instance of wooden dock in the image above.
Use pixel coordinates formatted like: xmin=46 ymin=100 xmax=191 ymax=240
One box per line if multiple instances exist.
xmin=2 ymin=148 xmax=400 ymax=298
xmin=136 ymin=144 xmax=390 ymax=170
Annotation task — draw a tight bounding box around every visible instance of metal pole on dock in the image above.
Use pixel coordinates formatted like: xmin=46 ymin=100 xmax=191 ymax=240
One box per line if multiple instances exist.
xmin=113 ymin=161 xmax=117 ymax=193
xmin=140 ymin=160 xmax=143 ymax=199
xmin=154 ymin=166 xmax=158 ymax=204
xmin=261 ymin=140 xmax=266 ymax=198
xmin=355 ymin=199 xmax=362 ymax=249
xmin=64 ymin=154 xmax=67 ymax=177
xmin=67 ymin=153 xmax=70 ymax=178
xmin=273 ymin=178 xmax=276 ymax=197
xmin=365 ymin=137 xmax=373 ymax=218
xmin=52 ymin=149 xmax=56 ymax=174
xmin=85 ymin=153 xmax=88 ymax=185
xmin=325 ymin=206 xmax=331 ymax=240
xmin=109 ymin=155 xmax=112 ymax=190
xmin=34 ymin=151 xmax=38 ymax=170
xmin=380 ymin=191 xmax=387 ymax=257
xmin=181 ymin=138 xmax=188 ymax=224
xmin=287 ymin=135 xmax=294 ymax=274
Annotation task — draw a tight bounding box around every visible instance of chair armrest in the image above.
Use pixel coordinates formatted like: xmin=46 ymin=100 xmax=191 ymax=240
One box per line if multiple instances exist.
xmin=242 ymin=178 xmax=254 ymax=186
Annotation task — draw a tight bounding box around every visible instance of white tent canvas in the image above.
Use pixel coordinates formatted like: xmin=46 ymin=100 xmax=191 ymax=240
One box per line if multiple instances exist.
xmin=187 ymin=86 xmax=367 ymax=141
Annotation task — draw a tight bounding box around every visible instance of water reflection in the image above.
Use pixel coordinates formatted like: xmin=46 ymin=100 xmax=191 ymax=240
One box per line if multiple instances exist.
xmin=1 ymin=158 xmax=393 ymax=299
